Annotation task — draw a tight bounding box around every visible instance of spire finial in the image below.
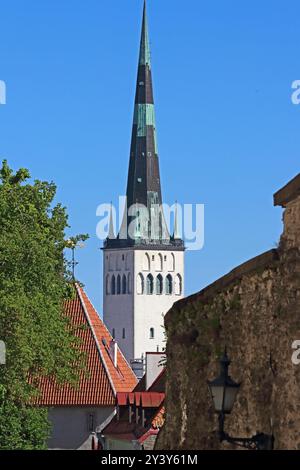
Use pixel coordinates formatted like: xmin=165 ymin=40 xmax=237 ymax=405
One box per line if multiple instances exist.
xmin=173 ymin=202 xmax=181 ymax=240
xmin=108 ymin=202 xmax=116 ymax=240
xmin=139 ymin=0 xmax=151 ymax=66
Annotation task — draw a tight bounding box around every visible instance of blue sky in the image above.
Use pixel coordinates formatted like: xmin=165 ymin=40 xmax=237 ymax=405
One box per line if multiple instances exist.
xmin=0 ymin=0 xmax=299 ymax=313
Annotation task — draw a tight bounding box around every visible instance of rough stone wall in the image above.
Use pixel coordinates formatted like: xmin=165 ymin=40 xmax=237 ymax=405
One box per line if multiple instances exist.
xmin=156 ymin=195 xmax=300 ymax=450
xmin=282 ymin=196 xmax=300 ymax=249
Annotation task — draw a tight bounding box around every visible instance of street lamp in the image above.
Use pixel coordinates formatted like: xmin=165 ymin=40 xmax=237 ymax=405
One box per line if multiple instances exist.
xmin=208 ymin=348 xmax=274 ymax=450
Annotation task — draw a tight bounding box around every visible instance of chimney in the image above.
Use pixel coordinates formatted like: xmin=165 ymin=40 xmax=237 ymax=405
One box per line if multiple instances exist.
xmin=109 ymin=339 xmax=118 ymax=368
xmin=145 ymin=352 xmax=166 ymax=390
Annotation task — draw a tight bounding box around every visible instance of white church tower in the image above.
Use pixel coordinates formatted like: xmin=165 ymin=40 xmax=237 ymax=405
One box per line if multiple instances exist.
xmin=103 ymin=1 xmax=185 ymax=372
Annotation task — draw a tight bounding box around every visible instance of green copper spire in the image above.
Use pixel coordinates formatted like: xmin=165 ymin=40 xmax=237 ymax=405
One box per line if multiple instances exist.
xmin=139 ymin=1 xmax=151 ymax=67
xmin=104 ymin=1 xmax=184 ymax=250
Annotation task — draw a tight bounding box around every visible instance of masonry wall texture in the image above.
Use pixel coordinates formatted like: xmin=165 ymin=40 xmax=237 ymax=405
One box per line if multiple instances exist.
xmin=156 ymin=177 xmax=300 ymax=450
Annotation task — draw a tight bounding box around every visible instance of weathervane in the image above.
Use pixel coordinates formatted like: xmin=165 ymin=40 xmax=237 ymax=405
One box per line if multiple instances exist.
xmin=65 ymin=234 xmax=89 ymax=280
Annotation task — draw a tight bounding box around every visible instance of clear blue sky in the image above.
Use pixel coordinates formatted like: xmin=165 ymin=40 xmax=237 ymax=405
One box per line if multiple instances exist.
xmin=0 ymin=0 xmax=299 ymax=313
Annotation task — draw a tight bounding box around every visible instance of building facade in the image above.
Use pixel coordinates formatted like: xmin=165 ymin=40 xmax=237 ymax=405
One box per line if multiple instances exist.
xmin=103 ymin=2 xmax=185 ymax=368
xmin=33 ymin=284 xmax=137 ymax=449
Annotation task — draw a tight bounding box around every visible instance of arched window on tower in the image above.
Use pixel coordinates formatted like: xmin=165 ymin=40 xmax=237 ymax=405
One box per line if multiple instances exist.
xmin=175 ymin=274 xmax=182 ymax=296
xmin=111 ymin=275 xmax=116 ymax=295
xmin=156 ymin=274 xmax=163 ymax=295
xmin=146 ymin=274 xmax=154 ymax=295
xmin=106 ymin=274 xmax=110 ymax=295
xmin=143 ymin=253 xmax=150 ymax=271
xmin=122 ymin=274 xmax=127 ymax=294
xmin=117 ymin=275 xmax=121 ymax=295
xmin=168 ymin=253 xmax=175 ymax=272
xmin=150 ymin=328 xmax=155 ymax=339
xmin=137 ymin=273 xmax=144 ymax=295
xmin=156 ymin=253 xmax=163 ymax=271
xmin=165 ymin=274 xmax=173 ymax=295
xmin=127 ymin=272 xmax=132 ymax=294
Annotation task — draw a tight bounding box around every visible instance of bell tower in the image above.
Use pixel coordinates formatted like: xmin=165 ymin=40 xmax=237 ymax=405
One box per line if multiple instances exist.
xmin=103 ymin=1 xmax=185 ymax=371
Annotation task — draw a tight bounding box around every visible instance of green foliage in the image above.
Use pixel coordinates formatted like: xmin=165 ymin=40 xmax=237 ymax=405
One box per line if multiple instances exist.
xmin=0 ymin=161 xmax=83 ymax=449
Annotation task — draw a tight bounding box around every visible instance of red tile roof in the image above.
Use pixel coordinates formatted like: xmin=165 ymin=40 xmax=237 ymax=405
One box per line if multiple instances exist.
xmin=116 ymin=392 xmax=165 ymax=408
xmin=33 ymin=284 xmax=137 ymax=406
xmin=102 ymin=368 xmax=166 ymax=443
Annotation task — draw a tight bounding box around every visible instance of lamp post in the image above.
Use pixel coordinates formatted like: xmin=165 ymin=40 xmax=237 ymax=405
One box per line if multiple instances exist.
xmin=208 ymin=349 xmax=274 ymax=450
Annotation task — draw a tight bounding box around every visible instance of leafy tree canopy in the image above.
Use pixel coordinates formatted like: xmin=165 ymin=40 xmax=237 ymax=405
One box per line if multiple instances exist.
xmin=0 ymin=160 xmax=84 ymax=449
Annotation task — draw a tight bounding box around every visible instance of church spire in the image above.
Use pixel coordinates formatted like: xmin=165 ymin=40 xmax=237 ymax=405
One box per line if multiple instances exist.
xmin=104 ymin=1 xmax=184 ymax=249
xmin=125 ymin=0 xmax=162 ymax=214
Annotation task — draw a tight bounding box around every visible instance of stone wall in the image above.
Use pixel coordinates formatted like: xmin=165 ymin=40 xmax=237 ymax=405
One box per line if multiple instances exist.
xmin=156 ymin=183 xmax=300 ymax=450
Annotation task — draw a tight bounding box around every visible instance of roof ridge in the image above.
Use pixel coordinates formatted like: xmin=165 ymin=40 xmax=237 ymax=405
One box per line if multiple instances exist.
xmin=75 ymin=283 xmax=117 ymax=396
xmin=147 ymin=367 xmax=166 ymax=392
xmin=75 ymin=283 xmax=137 ymax=392
xmin=78 ymin=286 xmax=138 ymax=377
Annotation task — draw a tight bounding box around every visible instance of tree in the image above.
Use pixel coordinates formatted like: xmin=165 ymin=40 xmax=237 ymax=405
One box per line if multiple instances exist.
xmin=0 ymin=160 xmax=83 ymax=449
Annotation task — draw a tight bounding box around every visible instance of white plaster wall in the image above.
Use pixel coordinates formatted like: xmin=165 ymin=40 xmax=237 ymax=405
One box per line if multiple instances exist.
xmin=103 ymin=248 xmax=184 ymax=364
xmin=103 ymin=249 xmax=134 ymax=361
xmin=133 ymin=250 xmax=184 ymax=360
xmin=47 ymin=406 xmax=114 ymax=450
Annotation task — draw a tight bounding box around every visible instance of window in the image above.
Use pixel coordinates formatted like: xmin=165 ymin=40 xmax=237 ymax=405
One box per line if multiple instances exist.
xmin=137 ymin=178 xmax=142 ymax=183
xmin=127 ymin=272 xmax=132 ymax=294
xmin=122 ymin=274 xmax=127 ymax=294
xmin=112 ymin=328 xmax=115 ymax=339
xmin=111 ymin=275 xmax=116 ymax=295
xmin=117 ymin=275 xmax=121 ymax=295
xmin=168 ymin=253 xmax=175 ymax=272
xmin=156 ymin=274 xmax=163 ymax=295
xmin=156 ymin=253 xmax=163 ymax=271
xmin=146 ymin=274 xmax=154 ymax=295
xmin=152 ymin=255 xmax=155 ymax=261
xmin=122 ymin=254 xmax=125 ymax=261
xmin=165 ymin=274 xmax=173 ymax=295
xmin=137 ymin=273 xmax=144 ymax=295
xmin=87 ymin=413 xmax=95 ymax=432
xmin=164 ymin=255 xmax=167 ymax=262
xmin=106 ymin=274 xmax=110 ymax=295
xmin=143 ymin=253 xmax=150 ymax=271
xmin=150 ymin=328 xmax=155 ymax=339
xmin=175 ymin=274 xmax=182 ymax=296
xmin=122 ymin=328 xmax=126 ymax=339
